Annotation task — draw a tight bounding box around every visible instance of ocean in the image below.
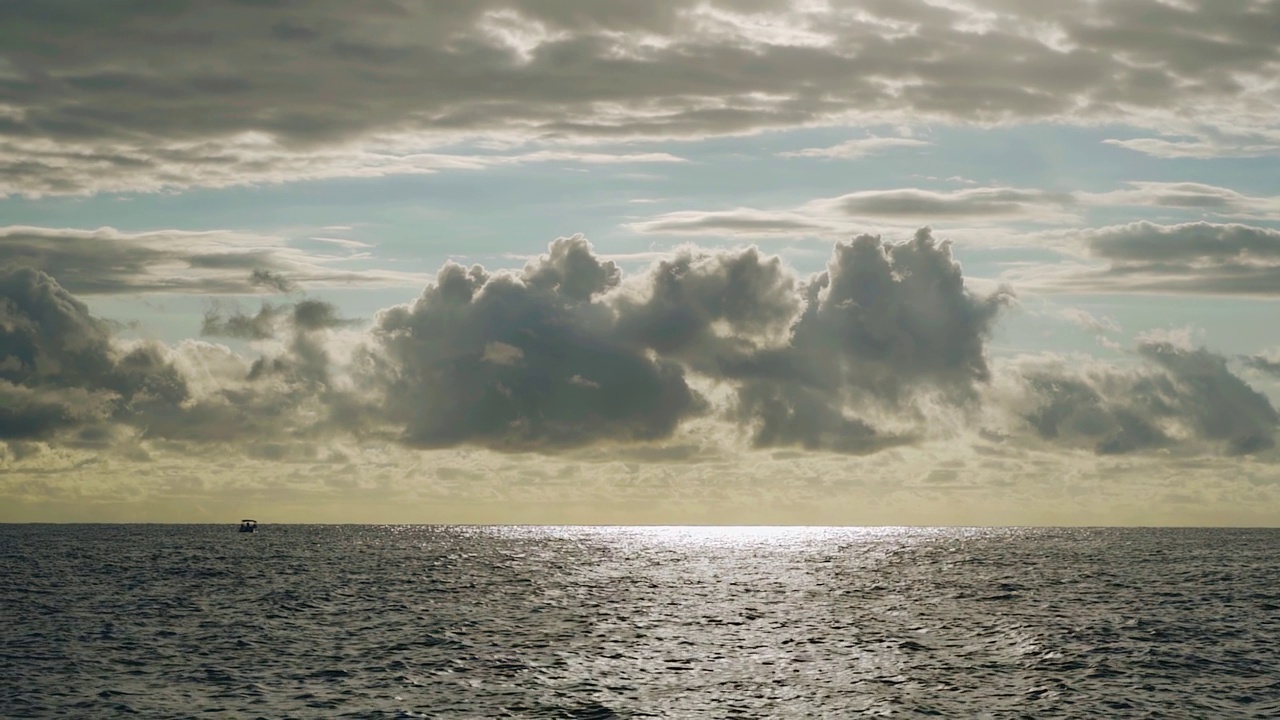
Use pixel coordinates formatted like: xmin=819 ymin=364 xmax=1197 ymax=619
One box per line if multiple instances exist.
xmin=2 ymin=525 xmax=1278 ymax=718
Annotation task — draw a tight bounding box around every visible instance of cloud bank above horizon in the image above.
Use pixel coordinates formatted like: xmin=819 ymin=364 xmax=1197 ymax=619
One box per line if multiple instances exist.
xmin=3 ymin=234 xmax=1276 ymax=462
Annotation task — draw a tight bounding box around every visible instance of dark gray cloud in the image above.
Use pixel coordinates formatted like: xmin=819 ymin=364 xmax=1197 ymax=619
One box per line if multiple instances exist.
xmin=614 ymin=244 xmax=802 ymax=365
xmin=722 ymin=229 xmax=1012 ymax=451
xmin=1088 ymin=221 xmax=1280 ymax=263
xmin=6 ymin=231 xmax=1275 ymax=464
xmin=1020 ymin=341 xmax=1279 ymax=456
xmin=366 ymin=230 xmax=1008 ymax=455
xmin=0 ymin=267 xmax=188 ymax=440
xmin=202 ymin=303 xmax=281 ymax=340
xmin=1241 ymin=354 xmax=1280 ymax=378
xmin=0 ymin=266 xmax=373 ymax=452
xmin=1021 ymin=222 xmax=1280 ymax=298
xmin=522 ymin=234 xmax=621 ymax=302
xmin=249 ymin=269 xmax=297 ymax=293
xmin=1024 ymin=373 xmax=1172 ymax=455
xmin=372 ymin=237 xmax=703 ymax=451
xmin=1140 ymin=342 xmax=1278 ymax=455
xmin=201 ymin=298 xmax=356 ymax=398
xmin=1 ymin=0 xmax=1277 ymax=194
xmin=609 ymin=228 xmax=1009 ymax=452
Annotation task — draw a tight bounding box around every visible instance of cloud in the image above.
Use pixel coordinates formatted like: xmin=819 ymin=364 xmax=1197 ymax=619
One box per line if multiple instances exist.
xmin=1083 ymin=183 xmax=1280 ymax=220
xmin=371 ymin=236 xmax=703 ymax=450
xmin=1060 ymin=308 xmax=1120 ymax=335
xmin=201 ymin=304 xmax=282 ymax=341
xmin=712 ymin=229 xmax=1013 ymax=451
xmin=1241 ymin=352 xmax=1280 ymax=378
xmin=0 ymin=267 xmax=189 ymax=441
xmin=249 ymin=269 xmax=297 ymax=293
xmin=3 ymin=0 xmax=1279 ymax=194
xmin=3 ymin=229 xmax=1011 ymax=457
xmin=1007 ymin=342 xmax=1279 ymax=457
xmin=1140 ymin=341 xmax=1278 ymax=454
xmin=627 ymin=209 xmax=836 ymax=237
xmin=778 ymin=137 xmax=932 ymax=159
xmin=1005 ymin=221 xmax=1280 ymax=297
xmin=7 ymin=231 xmax=1277 ymax=469
xmin=0 ymin=264 xmax=388 ymax=455
xmin=630 ymin=181 xmax=1280 ymax=244
xmin=814 ymin=187 xmax=1079 ymax=222
xmin=629 ymin=186 xmax=1082 ymax=239
xmin=365 ymin=229 xmax=1015 ymax=454
xmin=1086 ymin=221 xmax=1280 ymax=263
xmin=0 ymin=225 xmax=430 ymax=295
xmin=1104 ymin=136 xmax=1280 ymax=159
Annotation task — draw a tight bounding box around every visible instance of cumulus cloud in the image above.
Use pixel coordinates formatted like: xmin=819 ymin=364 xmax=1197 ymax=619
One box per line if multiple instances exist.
xmin=371 ymin=236 xmax=702 ymax=450
xmin=1008 ymin=341 xmax=1279 ymax=457
xmin=249 ymin=269 xmax=297 ymax=293
xmin=0 ymin=225 xmax=429 ymax=295
xmin=2 ymin=0 xmax=1278 ymax=194
xmin=0 ymin=267 xmax=188 ymax=440
xmin=1140 ymin=342 xmax=1278 ymax=454
xmin=583 ymin=228 xmax=1007 ymax=451
xmin=2 ymin=229 xmax=1010 ymax=457
xmin=0 ymin=265 xmax=385 ymax=455
xmin=7 ymin=230 xmax=1277 ymax=467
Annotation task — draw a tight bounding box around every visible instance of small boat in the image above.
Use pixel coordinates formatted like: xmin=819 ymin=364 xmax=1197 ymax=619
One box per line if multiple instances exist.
xmin=238 ymin=519 xmax=258 ymax=533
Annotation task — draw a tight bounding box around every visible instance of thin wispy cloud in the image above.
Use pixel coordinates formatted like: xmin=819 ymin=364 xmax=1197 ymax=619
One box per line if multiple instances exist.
xmin=778 ymin=137 xmax=932 ymax=159
xmin=0 ymin=226 xmax=430 ymax=295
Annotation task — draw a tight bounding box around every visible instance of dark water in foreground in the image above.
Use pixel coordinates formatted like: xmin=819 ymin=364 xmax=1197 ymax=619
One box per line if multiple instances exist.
xmin=3 ymin=526 xmax=1279 ymax=718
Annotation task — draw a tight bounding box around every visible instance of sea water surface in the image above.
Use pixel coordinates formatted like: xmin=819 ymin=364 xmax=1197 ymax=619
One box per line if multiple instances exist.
xmin=3 ymin=525 xmax=1279 ymax=718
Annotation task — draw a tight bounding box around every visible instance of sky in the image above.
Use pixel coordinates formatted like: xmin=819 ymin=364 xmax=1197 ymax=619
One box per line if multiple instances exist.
xmin=2 ymin=0 xmax=1280 ymax=525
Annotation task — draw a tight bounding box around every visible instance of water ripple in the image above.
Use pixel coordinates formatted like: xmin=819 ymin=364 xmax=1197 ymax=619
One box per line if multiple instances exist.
xmin=2 ymin=526 xmax=1279 ymax=718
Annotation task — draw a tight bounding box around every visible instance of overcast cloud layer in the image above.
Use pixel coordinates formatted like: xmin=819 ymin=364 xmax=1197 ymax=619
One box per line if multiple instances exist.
xmin=2 ymin=0 xmax=1279 ymax=195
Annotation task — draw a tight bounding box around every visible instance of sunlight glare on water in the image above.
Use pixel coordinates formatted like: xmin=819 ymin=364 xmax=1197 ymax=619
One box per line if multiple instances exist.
xmin=3 ymin=525 xmax=1279 ymax=718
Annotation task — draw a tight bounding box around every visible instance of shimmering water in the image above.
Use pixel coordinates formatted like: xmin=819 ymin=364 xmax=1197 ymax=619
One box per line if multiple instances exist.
xmin=3 ymin=526 xmax=1279 ymax=718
